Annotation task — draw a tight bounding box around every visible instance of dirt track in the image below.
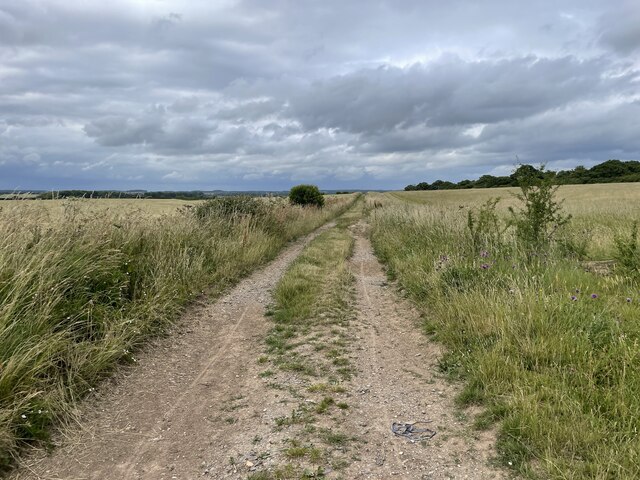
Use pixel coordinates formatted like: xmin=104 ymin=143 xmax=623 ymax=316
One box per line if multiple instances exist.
xmin=11 ymin=219 xmax=505 ymax=480
xmin=339 ymin=223 xmax=503 ymax=479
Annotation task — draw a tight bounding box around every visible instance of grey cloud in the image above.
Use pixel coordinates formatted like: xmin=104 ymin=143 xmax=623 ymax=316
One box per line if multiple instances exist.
xmin=261 ymin=123 xmax=301 ymax=140
xmin=477 ymin=99 xmax=640 ymax=161
xmin=357 ymin=124 xmax=474 ymax=154
xmin=216 ymin=99 xmax=284 ymax=123
xmin=288 ymin=55 xmax=634 ymax=134
xmin=84 ymin=115 xmax=165 ymax=147
xmin=0 ymin=8 xmax=21 ymax=43
xmin=1 ymin=0 xmax=640 ymax=191
xmin=84 ymin=110 xmax=216 ymax=153
xmin=597 ymin=3 xmax=640 ymax=54
xmin=169 ymin=97 xmax=203 ymax=113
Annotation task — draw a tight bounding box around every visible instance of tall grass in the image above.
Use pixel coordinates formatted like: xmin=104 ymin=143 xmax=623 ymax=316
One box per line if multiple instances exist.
xmin=391 ymin=183 xmax=640 ymax=259
xmin=369 ymin=192 xmax=640 ymax=479
xmin=0 ymin=195 xmax=356 ymax=469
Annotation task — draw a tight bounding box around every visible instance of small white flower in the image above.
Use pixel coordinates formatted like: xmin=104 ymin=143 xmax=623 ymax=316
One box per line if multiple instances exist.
xmin=21 ymin=414 xmax=27 ymax=419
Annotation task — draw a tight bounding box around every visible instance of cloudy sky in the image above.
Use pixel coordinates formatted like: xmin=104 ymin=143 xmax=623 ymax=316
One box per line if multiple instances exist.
xmin=1 ymin=0 xmax=639 ymax=191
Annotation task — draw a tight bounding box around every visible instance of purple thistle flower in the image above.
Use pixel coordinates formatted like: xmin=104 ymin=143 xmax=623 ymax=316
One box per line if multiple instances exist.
xmin=591 ymin=293 xmax=598 ymax=299
xmin=440 ymin=255 xmax=449 ymax=262
xmin=480 ymin=250 xmax=489 ymax=258
xmin=480 ymin=263 xmax=490 ymax=270
xmin=571 ymin=295 xmax=578 ymax=301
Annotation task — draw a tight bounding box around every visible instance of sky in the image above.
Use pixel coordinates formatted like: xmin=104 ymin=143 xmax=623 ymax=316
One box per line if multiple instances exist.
xmin=1 ymin=0 xmax=639 ymax=191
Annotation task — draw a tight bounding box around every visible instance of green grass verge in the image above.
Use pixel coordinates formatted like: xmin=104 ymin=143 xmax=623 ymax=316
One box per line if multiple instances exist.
xmin=370 ymin=197 xmax=640 ymax=479
xmin=258 ymin=201 xmax=362 ymax=477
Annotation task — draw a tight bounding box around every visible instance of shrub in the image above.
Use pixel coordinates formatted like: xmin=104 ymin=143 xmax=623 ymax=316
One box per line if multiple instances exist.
xmin=508 ymin=165 xmax=571 ymax=249
xmin=289 ymin=185 xmax=324 ymax=208
xmin=193 ymin=196 xmax=267 ymax=221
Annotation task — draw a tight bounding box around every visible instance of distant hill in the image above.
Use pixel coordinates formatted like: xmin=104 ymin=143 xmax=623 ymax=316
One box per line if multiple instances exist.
xmin=405 ymin=160 xmax=640 ymax=191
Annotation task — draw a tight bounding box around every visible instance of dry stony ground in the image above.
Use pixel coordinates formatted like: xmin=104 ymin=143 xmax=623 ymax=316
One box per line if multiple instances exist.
xmin=10 ymin=215 xmax=508 ymax=480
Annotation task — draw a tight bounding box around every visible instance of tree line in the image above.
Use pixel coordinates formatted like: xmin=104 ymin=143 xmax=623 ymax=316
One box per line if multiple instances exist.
xmin=405 ymin=160 xmax=640 ymax=191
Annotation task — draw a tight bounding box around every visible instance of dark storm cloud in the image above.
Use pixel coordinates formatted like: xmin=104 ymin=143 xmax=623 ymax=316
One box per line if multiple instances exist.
xmin=1 ymin=0 xmax=639 ymax=190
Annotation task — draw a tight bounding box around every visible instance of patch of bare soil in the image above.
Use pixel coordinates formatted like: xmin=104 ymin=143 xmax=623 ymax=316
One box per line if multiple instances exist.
xmin=9 ymin=224 xmax=335 ymax=480
xmin=339 ymin=222 xmax=506 ymax=479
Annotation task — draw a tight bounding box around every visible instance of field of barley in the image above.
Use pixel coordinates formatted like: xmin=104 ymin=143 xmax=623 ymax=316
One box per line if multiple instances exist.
xmin=371 ymin=183 xmax=640 ymax=479
xmin=0 ymin=194 xmax=356 ymax=470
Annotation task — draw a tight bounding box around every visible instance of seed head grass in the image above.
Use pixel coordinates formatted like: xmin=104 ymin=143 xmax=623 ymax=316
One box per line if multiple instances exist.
xmin=0 ymin=194 xmax=357 ymax=469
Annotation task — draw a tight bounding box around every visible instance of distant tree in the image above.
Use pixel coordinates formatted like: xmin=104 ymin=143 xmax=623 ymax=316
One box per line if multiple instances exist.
xmin=474 ymin=175 xmax=500 ymax=188
xmin=430 ymin=180 xmax=457 ymax=190
xmin=457 ymin=179 xmax=475 ymax=189
xmin=510 ymin=164 xmax=544 ymax=183
xmin=589 ymin=160 xmax=635 ymax=179
xmin=404 ymin=184 xmax=417 ymax=191
xmin=289 ymin=184 xmax=325 ymax=207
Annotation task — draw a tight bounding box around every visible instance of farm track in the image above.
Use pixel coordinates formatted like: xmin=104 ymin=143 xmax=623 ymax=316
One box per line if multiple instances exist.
xmin=11 ymin=216 xmax=505 ymax=480
xmin=10 ymin=222 xmax=336 ymax=480
xmin=340 ymin=222 xmax=504 ymax=479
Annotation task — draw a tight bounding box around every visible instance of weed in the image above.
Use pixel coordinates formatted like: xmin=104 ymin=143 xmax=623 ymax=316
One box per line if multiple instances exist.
xmin=614 ymin=221 xmax=640 ymax=279
xmin=467 ymin=198 xmax=502 ymax=251
xmin=508 ymin=166 xmax=571 ymax=248
xmin=247 ymin=472 xmax=272 ymax=480
xmin=283 ymin=442 xmax=323 ymax=462
xmin=315 ymin=397 xmax=334 ymax=414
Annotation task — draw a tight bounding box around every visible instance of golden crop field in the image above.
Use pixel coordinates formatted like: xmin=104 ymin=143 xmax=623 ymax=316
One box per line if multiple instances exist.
xmin=391 ymin=182 xmax=640 ymax=213
xmin=0 ymin=198 xmax=203 ymax=217
xmin=389 ymin=183 xmax=640 ymax=258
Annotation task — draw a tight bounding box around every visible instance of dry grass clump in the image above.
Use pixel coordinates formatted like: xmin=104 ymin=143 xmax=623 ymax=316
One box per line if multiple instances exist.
xmin=0 ymin=194 xmax=356 ymax=469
